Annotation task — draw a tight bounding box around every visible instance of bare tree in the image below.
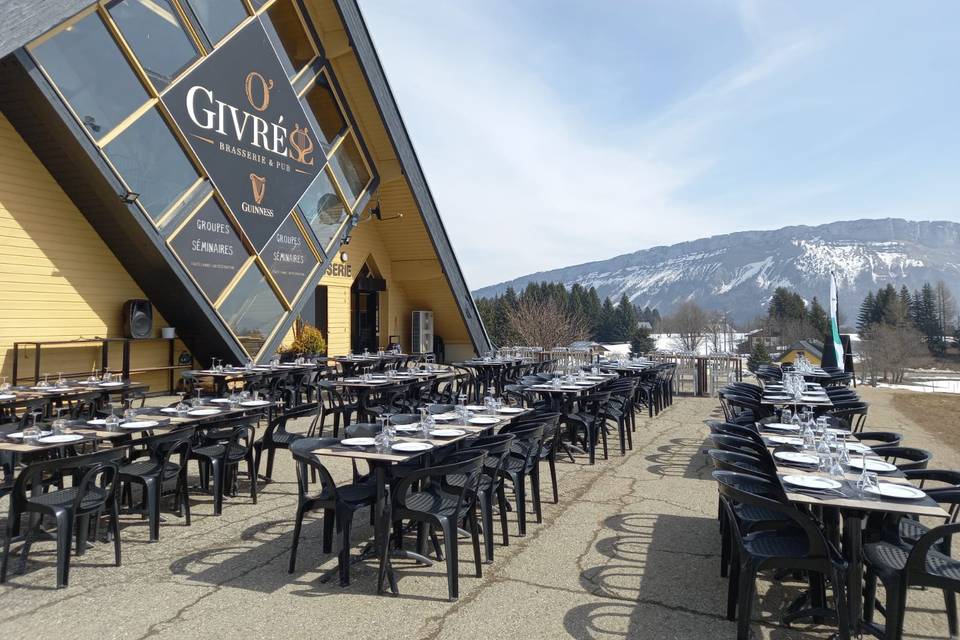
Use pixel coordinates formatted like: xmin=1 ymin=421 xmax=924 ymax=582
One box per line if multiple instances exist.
xmin=665 ymin=300 xmax=708 ymax=352
xmin=936 ymin=280 xmax=957 ymax=335
xmin=858 ymin=324 xmax=927 ymax=384
xmin=506 ymin=297 xmax=590 ymax=349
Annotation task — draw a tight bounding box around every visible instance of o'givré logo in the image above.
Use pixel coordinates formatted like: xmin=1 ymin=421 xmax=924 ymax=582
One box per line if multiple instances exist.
xmin=185 ymin=70 xmax=316 ymax=217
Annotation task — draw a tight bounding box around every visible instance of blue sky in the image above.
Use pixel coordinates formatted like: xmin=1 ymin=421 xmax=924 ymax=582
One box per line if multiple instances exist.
xmin=358 ymin=1 xmax=960 ymax=288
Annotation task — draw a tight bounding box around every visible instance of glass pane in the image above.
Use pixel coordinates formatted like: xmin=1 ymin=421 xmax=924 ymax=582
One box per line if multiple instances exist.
xmin=218 ymin=263 xmax=286 ymax=356
xmin=168 ymin=198 xmax=250 ymax=301
xmin=261 ymin=0 xmax=314 ymax=78
xmin=105 ymin=108 xmax=200 ymax=221
xmin=261 ymin=213 xmax=319 ymax=302
xmin=187 ymin=0 xmax=248 ymax=45
xmin=108 ymin=0 xmax=200 ymax=90
xmin=31 ymin=12 xmax=148 ymax=137
xmin=301 ymin=73 xmax=347 ymax=156
xmin=328 ymin=134 xmax=371 ymax=207
xmin=160 ymin=179 xmax=213 ymax=234
xmin=297 ymin=169 xmax=349 ymax=251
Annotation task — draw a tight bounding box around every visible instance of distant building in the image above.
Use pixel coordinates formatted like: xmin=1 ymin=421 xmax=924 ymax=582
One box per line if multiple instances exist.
xmin=637 ymin=321 xmax=653 ymax=331
xmin=777 ymin=340 xmax=824 ymax=366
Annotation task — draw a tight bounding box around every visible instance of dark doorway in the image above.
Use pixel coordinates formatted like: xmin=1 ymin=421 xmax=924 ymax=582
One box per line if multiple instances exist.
xmin=351 ymin=264 xmax=385 ymax=353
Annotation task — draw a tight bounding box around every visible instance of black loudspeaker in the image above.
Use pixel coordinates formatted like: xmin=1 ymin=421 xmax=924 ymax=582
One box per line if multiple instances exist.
xmin=123 ymin=299 xmax=153 ymax=339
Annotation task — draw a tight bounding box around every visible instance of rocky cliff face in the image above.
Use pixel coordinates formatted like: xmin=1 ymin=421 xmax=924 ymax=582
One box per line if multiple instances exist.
xmin=473 ymin=219 xmax=960 ymax=322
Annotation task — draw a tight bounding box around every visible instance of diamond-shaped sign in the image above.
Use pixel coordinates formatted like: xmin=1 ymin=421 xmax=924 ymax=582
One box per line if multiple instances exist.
xmin=169 ymin=198 xmax=249 ymax=302
xmin=162 ymin=19 xmax=323 ymax=251
xmin=261 ymin=213 xmax=319 ymax=302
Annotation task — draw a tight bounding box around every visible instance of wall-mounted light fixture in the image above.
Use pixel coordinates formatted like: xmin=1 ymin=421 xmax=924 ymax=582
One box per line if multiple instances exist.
xmin=120 ymin=190 xmax=140 ymax=204
xmin=370 ymin=200 xmax=403 ymax=222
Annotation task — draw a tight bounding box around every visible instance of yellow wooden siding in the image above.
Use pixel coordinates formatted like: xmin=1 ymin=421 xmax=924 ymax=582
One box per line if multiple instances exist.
xmin=0 ymin=111 xmax=185 ymax=390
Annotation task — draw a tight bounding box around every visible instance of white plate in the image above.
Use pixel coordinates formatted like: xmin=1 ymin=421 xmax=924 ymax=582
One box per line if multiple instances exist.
xmin=394 ymin=425 xmax=421 ymax=432
xmin=99 ymin=382 xmax=125 ymax=387
xmin=826 ymin=428 xmax=851 ymax=436
xmin=391 ymin=441 xmax=433 ymax=452
xmin=0 ymin=394 xmax=15 ymax=401
xmin=210 ymin=398 xmax=232 ymax=404
xmin=864 ymin=483 xmax=926 ymax=500
xmin=783 ymin=475 xmax=843 ymax=490
xmin=764 ymin=423 xmax=800 ymax=432
xmin=87 ymin=418 xmax=107 ymax=426
xmin=469 ymin=417 xmax=500 ymax=425
xmin=847 ymin=458 xmax=898 ymax=473
xmin=121 ymin=420 xmax=158 ymax=430
xmin=768 ymin=435 xmax=804 ymax=446
xmin=432 ymin=413 xmax=458 ymax=421
xmin=240 ymin=400 xmax=270 ymax=407
xmin=430 ymin=429 xmax=466 ymax=437
xmin=844 ymin=442 xmax=871 ymax=453
xmin=341 ymin=437 xmax=376 ymax=447
xmin=187 ymin=408 xmax=221 ymax=416
xmin=160 ymin=407 xmax=180 ymax=414
xmin=38 ymin=434 xmax=84 ymax=444
xmin=764 ymin=395 xmax=793 ymax=401
xmin=584 ymin=376 xmax=606 ymax=381
xmin=774 ymin=451 xmax=819 ymax=466
xmin=465 ymin=405 xmax=486 ymax=411
xmin=498 ymin=407 xmax=524 ymax=414
xmin=6 ymin=430 xmax=52 ymax=439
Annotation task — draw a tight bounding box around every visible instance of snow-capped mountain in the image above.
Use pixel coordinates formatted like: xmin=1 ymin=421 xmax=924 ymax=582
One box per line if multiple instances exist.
xmin=472 ymin=219 xmax=960 ymax=323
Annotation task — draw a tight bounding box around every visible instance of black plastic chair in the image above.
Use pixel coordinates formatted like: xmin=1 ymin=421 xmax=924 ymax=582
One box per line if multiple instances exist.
xmin=255 ymin=403 xmax=313 ymax=481
xmin=565 ymin=392 xmax=611 ymax=464
xmin=853 ymin=431 xmax=902 ymax=448
xmin=872 ymin=446 xmax=933 ymax=472
xmin=388 ymin=452 xmax=486 ymax=600
xmin=497 ymin=422 xmax=545 ymax=536
xmin=827 ymin=401 xmax=869 ymax=432
xmin=313 ymin=380 xmax=357 ymax=438
xmin=287 ymin=438 xmax=376 ymax=585
xmin=190 ymin=416 xmax=258 ymax=515
xmin=714 ymin=470 xmax=850 ymax=639
xmin=461 ymin=433 xmax=515 ymax=562
xmin=120 ymin=430 xmax=193 ymax=542
xmin=1 ymin=448 xmax=125 ymax=588
xmin=863 ymin=490 xmax=960 ymax=640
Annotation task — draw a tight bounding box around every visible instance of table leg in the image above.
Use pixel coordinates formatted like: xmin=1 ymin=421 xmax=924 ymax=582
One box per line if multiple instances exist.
xmin=375 ymin=465 xmax=398 ymax=595
xmin=843 ymin=510 xmax=865 ymax=632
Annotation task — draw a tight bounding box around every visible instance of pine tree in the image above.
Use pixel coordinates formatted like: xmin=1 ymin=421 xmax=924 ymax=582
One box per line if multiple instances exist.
xmin=808 ymin=297 xmax=829 ymax=337
xmin=597 ymin=298 xmax=617 ymax=342
xmin=857 ymin=291 xmax=876 ymax=333
xmin=611 ymin=294 xmax=638 ymax=341
xmin=630 ymin=328 xmax=657 ymax=355
xmin=747 ymin=341 xmax=772 ymax=372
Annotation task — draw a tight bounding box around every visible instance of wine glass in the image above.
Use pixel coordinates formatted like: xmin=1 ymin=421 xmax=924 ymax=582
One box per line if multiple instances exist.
xmin=176 ymin=392 xmax=189 ymax=414
xmin=0 ymin=376 xmax=10 ymax=393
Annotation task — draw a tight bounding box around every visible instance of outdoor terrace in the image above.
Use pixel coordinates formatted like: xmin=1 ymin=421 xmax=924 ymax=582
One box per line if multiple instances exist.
xmin=0 ymin=383 xmax=956 ymax=639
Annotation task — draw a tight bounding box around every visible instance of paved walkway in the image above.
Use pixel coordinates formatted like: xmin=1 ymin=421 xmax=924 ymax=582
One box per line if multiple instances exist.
xmin=0 ymin=392 xmax=954 ymax=638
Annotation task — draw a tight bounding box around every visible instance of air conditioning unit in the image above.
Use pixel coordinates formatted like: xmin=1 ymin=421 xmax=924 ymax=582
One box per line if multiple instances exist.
xmin=411 ymin=310 xmax=433 ymax=354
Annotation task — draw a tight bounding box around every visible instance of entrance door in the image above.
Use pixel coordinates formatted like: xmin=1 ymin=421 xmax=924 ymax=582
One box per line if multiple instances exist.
xmin=351 ymin=289 xmax=379 ymax=353
xmin=351 ymin=264 xmax=385 ymax=353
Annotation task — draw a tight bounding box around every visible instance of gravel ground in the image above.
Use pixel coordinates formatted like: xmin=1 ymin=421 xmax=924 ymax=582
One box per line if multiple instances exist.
xmin=0 ymin=389 xmax=955 ymax=639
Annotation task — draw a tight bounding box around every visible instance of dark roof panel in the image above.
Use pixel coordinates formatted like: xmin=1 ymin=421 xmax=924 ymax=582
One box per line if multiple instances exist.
xmin=0 ymin=1 xmax=90 ymax=59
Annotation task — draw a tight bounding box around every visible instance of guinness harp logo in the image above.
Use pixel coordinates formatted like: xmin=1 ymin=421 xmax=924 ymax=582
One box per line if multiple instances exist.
xmin=244 ymin=71 xmax=273 ymax=112
xmin=288 ymin=124 xmax=315 ymax=166
xmin=249 ymin=173 xmax=267 ymax=204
